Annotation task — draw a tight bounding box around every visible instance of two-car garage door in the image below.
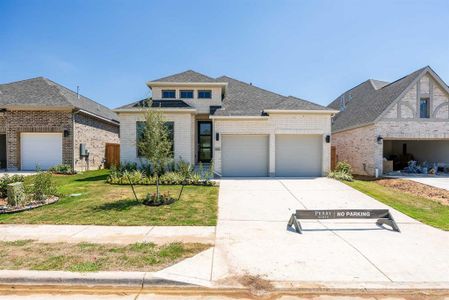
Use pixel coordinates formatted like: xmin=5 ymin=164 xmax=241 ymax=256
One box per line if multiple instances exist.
xmin=21 ymin=133 xmax=63 ymax=170
xmin=221 ymin=134 xmax=322 ymax=177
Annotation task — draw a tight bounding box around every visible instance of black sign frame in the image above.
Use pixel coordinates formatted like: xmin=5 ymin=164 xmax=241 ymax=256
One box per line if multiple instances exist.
xmin=288 ymin=209 xmax=400 ymax=234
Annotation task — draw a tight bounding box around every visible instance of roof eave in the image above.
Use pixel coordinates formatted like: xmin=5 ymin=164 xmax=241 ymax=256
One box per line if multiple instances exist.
xmin=77 ymin=109 xmax=120 ymax=125
xmin=209 ymin=115 xmax=269 ymax=120
xmin=263 ymin=109 xmax=339 ymax=114
xmin=114 ymin=108 xmax=197 ymax=113
xmin=146 ymin=81 xmax=228 ymax=88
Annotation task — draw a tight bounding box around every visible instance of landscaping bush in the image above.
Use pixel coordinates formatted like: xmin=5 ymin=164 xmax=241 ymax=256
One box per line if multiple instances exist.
xmin=0 ymin=174 xmax=25 ymax=198
xmin=328 ymin=161 xmax=353 ymax=182
xmin=32 ymin=171 xmax=56 ymax=201
xmin=143 ymin=191 xmax=176 ymax=206
xmin=49 ymin=164 xmax=76 ymax=175
xmin=7 ymin=182 xmax=26 ymax=207
xmin=107 ymin=160 xmax=216 ymax=186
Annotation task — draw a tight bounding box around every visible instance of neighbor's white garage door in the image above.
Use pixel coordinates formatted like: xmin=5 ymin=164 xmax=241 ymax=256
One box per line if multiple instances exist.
xmin=221 ymin=135 xmax=269 ymax=177
xmin=21 ymin=133 xmax=63 ymax=170
xmin=275 ymin=134 xmax=322 ymax=177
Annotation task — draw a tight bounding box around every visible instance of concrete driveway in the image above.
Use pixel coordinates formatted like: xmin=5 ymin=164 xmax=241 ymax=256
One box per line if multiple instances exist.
xmin=210 ymin=178 xmax=449 ymax=287
xmin=405 ymin=176 xmax=449 ymax=191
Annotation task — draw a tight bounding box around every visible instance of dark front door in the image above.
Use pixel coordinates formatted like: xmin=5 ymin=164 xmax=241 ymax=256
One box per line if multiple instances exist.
xmin=198 ymin=121 xmax=212 ymax=163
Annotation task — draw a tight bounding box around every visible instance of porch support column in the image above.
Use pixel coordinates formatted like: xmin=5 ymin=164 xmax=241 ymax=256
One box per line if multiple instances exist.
xmin=269 ymin=133 xmax=275 ymax=177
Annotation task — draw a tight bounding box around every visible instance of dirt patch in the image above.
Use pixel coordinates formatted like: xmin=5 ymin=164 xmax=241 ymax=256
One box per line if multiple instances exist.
xmin=376 ymin=178 xmax=449 ymax=206
xmin=219 ymin=274 xmax=274 ymax=296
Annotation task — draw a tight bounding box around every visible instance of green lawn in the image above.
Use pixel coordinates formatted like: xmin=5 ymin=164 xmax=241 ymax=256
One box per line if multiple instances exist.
xmin=344 ymin=179 xmax=449 ymax=231
xmin=0 ymin=240 xmax=209 ymax=272
xmin=0 ymin=170 xmax=218 ymax=226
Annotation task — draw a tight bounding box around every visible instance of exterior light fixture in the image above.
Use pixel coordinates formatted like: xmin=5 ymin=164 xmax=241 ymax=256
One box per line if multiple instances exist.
xmin=325 ymin=135 xmax=331 ymax=143
xmin=64 ymin=129 xmax=70 ymax=137
xmin=377 ymin=136 xmax=384 ymax=144
xmin=215 ymin=133 xmax=220 ymax=141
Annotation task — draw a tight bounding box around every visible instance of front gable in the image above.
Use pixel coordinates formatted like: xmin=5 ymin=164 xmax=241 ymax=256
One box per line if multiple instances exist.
xmin=380 ymin=70 xmax=449 ymax=121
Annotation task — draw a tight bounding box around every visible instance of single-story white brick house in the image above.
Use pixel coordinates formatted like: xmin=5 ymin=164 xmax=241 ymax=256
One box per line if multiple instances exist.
xmin=328 ymin=66 xmax=449 ymax=176
xmin=114 ymin=70 xmax=337 ymax=177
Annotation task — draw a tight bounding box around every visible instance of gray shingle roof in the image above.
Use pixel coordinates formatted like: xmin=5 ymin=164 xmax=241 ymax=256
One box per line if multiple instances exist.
xmin=328 ymin=67 xmax=427 ymax=132
xmin=116 ymin=99 xmax=192 ymax=109
xmin=0 ymin=77 xmax=119 ymax=123
xmin=212 ymin=76 xmax=332 ymax=116
xmin=151 ymin=70 xmax=217 ymax=83
xmin=117 ymin=70 xmax=332 ymax=115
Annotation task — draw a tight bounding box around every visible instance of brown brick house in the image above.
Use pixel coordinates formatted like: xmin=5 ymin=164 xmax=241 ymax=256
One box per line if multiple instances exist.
xmin=328 ymin=66 xmax=449 ymax=176
xmin=0 ymin=77 xmax=119 ymax=171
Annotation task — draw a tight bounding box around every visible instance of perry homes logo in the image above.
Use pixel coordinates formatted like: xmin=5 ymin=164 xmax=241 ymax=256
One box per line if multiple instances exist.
xmin=310 ymin=210 xmax=372 ymax=219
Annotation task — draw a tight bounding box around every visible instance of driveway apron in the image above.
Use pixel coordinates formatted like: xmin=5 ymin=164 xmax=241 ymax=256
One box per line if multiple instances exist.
xmin=211 ymin=178 xmax=449 ymax=285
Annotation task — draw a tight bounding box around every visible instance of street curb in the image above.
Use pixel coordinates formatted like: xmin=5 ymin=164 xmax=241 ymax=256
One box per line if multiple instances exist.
xmin=0 ymin=270 xmax=192 ymax=287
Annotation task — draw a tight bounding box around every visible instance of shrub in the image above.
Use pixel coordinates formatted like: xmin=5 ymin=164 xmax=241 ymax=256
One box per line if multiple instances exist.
xmin=0 ymin=174 xmax=25 ymax=198
xmin=328 ymin=161 xmax=353 ymax=181
xmin=335 ymin=161 xmax=352 ymax=175
xmin=176 ymin=160 xmax=193 ymax=180
xmin=143 ymin=191 xmax=175 ymax=206
xmin=160 ymin=172 xmax=184 ymax=185
xmin=7 ymin=182 xmax=26 ymax=207
xmin=32 ymin=171 xmax=56 ymax=201
xmin=49 ymin=164 xmax=75 ymax=175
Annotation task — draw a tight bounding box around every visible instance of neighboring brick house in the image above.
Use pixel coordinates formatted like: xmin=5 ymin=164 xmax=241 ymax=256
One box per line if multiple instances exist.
xmin=328 ymin=66 xmax=449 ymax=176
xmin=115 ymin=70 xmax=337 ymax=177
xmin=0 ymin=77 xmax=120 ymax=171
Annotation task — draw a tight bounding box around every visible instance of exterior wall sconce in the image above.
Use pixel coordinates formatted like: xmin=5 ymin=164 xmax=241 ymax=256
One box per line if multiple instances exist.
xmin=64 ymin=129 xmax=70 ymax=137
xmin=215 ymin=133 xmax=220 ymax=141
xmin=377 ymin=136 xmax=384 ymax=144
xmin=325 ymin=135 xmax=331 ymax=143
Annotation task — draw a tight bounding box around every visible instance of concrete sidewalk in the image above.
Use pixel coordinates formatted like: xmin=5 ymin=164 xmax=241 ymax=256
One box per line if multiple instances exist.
xmin=0 ymin=224 xmax=215 ymax=245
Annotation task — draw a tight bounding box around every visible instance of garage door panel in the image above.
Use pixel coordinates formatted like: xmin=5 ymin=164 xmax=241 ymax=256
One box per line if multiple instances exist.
xmin=222 ymin=135 xmax=268 ymax=177
xmin=21 ymin=133 xmax=63 ymax=170
xmin=275 ymin=134 xmax=322 ymax=177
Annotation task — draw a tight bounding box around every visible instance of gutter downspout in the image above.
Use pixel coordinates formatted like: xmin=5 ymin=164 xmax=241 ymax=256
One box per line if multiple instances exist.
xmin=72 ymin=109 xmax=81 ymax=172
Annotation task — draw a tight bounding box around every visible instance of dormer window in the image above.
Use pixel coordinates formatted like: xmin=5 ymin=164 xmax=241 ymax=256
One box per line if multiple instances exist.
xmin=180 ymin=90 xmax=194 ymax=99
xmin=420 ymin=97 xmax=430 ymax=118
xmin=198 ymin=90 xmax=212 ymax=99
xmin=162 ymin=90 xmax=176 ymax=99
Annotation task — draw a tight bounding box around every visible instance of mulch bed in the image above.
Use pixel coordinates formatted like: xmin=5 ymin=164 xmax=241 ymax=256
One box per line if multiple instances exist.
xmin=0 ymin=196 xmax=59 ymax=214
xmin=375 ymin=179 xmax=449 ymax=206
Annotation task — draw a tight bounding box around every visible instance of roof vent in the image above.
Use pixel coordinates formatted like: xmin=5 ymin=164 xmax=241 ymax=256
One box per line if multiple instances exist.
xmin=249 ymin=82 xmax=252 ymax=86
xmin=76 ymin=86 xmax=80 ymax=99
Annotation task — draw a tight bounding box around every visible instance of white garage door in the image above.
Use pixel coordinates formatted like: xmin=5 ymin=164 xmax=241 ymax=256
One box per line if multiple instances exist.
xmin=221 ymin=135 xmax=269 ymax=177
xmin=275 ymin=134 xmax=322 ymax=177
xmin=21 ymin=133 xmax=63 ymax=170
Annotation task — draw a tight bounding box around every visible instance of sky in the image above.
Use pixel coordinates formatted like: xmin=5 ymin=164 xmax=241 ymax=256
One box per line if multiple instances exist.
xmin=1 ymin=0 xmax=448 ymax=108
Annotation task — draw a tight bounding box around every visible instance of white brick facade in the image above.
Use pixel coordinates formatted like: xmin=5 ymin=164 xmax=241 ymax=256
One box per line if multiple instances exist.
xmin=213 ymin=113 xmax=332 ymax=176
xmin=118 ymin=111 xmax=195 ymax=165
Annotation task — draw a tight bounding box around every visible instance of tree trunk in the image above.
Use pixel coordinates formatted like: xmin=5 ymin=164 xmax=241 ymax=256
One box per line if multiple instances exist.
xmin=156 ymin=173 xmax=160 ymax=202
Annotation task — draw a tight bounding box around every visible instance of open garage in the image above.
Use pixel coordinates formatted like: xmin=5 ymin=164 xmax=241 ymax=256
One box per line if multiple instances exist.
xmin=383 ymin=139 xmax=449 ymax=174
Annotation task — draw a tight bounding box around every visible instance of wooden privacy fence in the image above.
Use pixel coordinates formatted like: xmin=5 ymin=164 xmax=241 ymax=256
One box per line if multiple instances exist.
xmin=105 ymin=143 xmax=120 ymax=168
xmin=331 ymin=146 xmax=336 ymax=171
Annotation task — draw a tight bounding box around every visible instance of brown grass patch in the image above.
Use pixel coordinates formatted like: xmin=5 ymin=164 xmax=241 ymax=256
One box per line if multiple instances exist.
xmin=375 ymin=178 xmax=449 ymax=206
xmin=0 ymin=240 xmax=210 ymax=272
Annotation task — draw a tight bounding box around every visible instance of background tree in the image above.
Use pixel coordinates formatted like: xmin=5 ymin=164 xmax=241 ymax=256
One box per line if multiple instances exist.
xmin=137 ymin=101 xmax=172 ymax=202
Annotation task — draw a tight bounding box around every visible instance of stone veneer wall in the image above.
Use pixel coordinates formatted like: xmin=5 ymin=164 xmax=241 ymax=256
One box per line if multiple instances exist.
xmin=5 ymin=110 xmax=73 ymax=170
xmin=73 ymin=112 xmax=120 ymax=171
xmin=331 ymin=125 xmax=378 ymax=176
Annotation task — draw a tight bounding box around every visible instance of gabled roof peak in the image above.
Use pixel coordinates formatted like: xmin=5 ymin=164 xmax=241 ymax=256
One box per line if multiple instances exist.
xmin=151 ymin=70 xmax=218 ymax=83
